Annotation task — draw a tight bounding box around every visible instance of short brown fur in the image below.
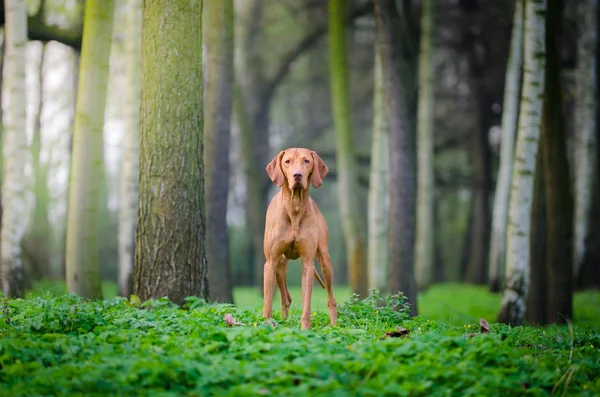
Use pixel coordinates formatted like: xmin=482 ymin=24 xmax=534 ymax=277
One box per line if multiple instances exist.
xmin=263 ymin=148 xmax=337 ymax=329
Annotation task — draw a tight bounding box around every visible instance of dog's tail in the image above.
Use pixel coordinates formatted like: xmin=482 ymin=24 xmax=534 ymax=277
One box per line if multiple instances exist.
xmin=314 ymin=267 xmax=326 ymax=289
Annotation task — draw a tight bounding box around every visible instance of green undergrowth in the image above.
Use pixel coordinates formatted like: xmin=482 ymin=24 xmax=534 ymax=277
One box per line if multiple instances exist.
xmin=1 ymin=290 xmax=599 ymax=396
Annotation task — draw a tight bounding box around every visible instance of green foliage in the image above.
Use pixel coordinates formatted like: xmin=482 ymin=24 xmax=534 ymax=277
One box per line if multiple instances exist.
xmin=1 ymin=288 xmax=599 ymax=396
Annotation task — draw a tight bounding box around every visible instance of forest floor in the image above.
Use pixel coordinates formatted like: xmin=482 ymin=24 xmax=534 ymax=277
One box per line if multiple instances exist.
xmin=2 ymin=283 xmax=599 ymax=396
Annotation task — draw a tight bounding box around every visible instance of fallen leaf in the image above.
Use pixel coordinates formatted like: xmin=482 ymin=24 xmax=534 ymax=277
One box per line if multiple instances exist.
xmin=479 ymin=318 xmax=490 ymax=334
xmin=383 ymin=326 xmax=410 ymax=338
xmin=223 ymin=313 xmax=245 ymax=327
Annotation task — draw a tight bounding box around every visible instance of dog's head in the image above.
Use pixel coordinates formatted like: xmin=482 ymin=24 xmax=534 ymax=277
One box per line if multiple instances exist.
xmin=266 ymin=148 xmax=328 ymax=191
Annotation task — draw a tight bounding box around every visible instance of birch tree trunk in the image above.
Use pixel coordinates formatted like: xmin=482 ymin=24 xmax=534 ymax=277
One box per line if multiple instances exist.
xmin=573 ymin=0 xmax=597 ymax=280
xmin=1 ymin=0 xmax=28 ymax=297
xmin=66 ymin=0 xmax=114 ymax=299
xmin=134 ymin=0 xmax=208 ymax=305
xmin=367 ymin=44 xmax=389 ymax=292
xmin=373 ymin=0 xmax=418 ymax=316
xmin=329 ymin=0 xmax=368 ymax=297
xmin=118 ymin=0 xmax=141 ymax=298
xmin=204 ymin=0 xmax=234 ymax=303
xmin=414 ymin=0 xmax=435 ymax=290
xmin=22 ymin=43 xmax=51 ymax=286
xmin=498 ymin=0 xmax=546 ymax=326
xmin=489 ymin=0 xmax=524 ymax=292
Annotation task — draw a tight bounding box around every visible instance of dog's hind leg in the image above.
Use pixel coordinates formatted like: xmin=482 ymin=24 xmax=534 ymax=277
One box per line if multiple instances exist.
xmin=317 ymin=246 xmax=337 ymax=326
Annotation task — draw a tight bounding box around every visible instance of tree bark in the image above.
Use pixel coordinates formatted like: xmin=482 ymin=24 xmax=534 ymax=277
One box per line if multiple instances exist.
xmin=118 ymin=0 xmax=141 ymax=298
xmin=414 ymin=0 xmax=435 ymax=290
xmin=526 ymin=145 xmax=547 ymax=324
xmin=329 ymin=0 xmax=368 ymax=297
xmin=134 ymin=0 xmax=208 ymax=305
xmin=489 ymin=0 xmax=524 ymax=292
xmin=204 ymin=0 xmax=234 ymax=303
xmin=498 ymin=0 xmax=546 ymax=326
xmin=572 ymin=0 xmax=597 ymax=280
xmin=367 ymin=43 xmax=389 ymax=292
xmin=1 ymin=0 xmax=28 ymax=297
xmin=373 ymin=0 xmax=418 ymax=316
xmin=541 ymin=0 xmax=573 ymax=324
xmin=65 ymin=0 xmax=114 ymax=299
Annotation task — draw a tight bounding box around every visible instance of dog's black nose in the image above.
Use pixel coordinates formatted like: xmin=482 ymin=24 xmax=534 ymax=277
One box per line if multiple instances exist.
xmin=293 ymin=172 xmax=302 ymax=179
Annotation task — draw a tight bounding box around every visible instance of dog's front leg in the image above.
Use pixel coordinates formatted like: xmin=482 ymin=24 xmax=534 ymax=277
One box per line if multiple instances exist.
xmin=263 ymin=259 xmax=276 ymax=319
xmin=300 ymin=258 xmax=315 ymax=330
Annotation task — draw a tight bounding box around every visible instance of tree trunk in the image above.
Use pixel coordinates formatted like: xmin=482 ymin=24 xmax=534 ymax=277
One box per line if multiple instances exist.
xmin=234 ymin=83 xmax=268 ymax=292
xmin=204 ymin=0 xmax=234 ymax=303
xmin=118 ymin=0 xmax=141 ymax=298
xmin=65 ymin=0 xmax=114 ymax=299
xmin=373 ymin=0 xmax=418 ymax=316
xmin=580 ymin=168 xmax=600 ymax=288
xmin=581 ymin=88 xmax=600 ymax=288
xmin=433 ymin=196 xmax=445 ymax=283
xmin=461 ymin=1 xmax=500 ymax=287
xmin=367 ymin=43 xmax=389 ymax=292
xmin=498 ymin=0 xmax=546 ymax=326
xmin=489 ymin=0 xmax=524 ymax=292
xmin=57 ymin=52 xmax=80 ymax=283
xmin=573 ymin=0 xmax=597 ymax=280
xmin=526 ymin=146 xmax=547 ymax=324
xmin=1 ymin=0 xmax=28 ymax=297
xmin=134 ymin=0 xmax=208 ymax=305
xmin=328 ymin=0 xmax=368 ymax=297
xmin=97 ymin=153 xmax=114 ymax=282
xmin=414 ymin=0 xmax=435 ymax=291
xmin=541 ymin=0 xmax=573 ymax=324
xmin=235 ymin=0 xmax=269 ymax=293
xmin=22 ymin=43 xmax=51 ymax=287
xmin=459 ymin=201 xmax=474 ymax=280
xmin=466 ymin=121 xmax=491 ymax=285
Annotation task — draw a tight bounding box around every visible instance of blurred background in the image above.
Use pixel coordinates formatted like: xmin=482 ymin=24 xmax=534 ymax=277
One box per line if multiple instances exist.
xmin=1 ymin=0 xmax=598 ymax=309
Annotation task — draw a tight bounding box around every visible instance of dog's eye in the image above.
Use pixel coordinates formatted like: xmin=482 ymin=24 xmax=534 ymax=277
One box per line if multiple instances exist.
xmin=304 ymin=159 xmax=310 ymax=164
xmin=284 ymin=159 xmax=291 ymax=164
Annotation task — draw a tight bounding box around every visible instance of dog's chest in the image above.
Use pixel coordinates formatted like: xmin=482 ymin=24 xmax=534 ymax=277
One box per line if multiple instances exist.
xmin=279 ymin=227 xmax=301 ymax=260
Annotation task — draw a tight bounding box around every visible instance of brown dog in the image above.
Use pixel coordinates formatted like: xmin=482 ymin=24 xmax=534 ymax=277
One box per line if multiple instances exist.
xmin=263 ymin=148 xmax=337 ymax=330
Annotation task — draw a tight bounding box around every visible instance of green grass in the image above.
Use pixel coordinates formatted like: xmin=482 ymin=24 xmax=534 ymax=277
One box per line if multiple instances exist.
xmin=234 ymin=282 xmax=600 ymax=328
xmin=2 ymin=283 xmax=600 ymax=396
xmin=28 ymin=280 xmax=600 ymax=328
xmin=25 ymin=280 xmax=119 ymax=301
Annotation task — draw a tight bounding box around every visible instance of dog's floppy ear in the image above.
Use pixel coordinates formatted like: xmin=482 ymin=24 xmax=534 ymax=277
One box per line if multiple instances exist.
xmin=266 ymin=150 xmax=285 ymax=187
xmin=310 ymin=151 xmax=329 ymax=188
